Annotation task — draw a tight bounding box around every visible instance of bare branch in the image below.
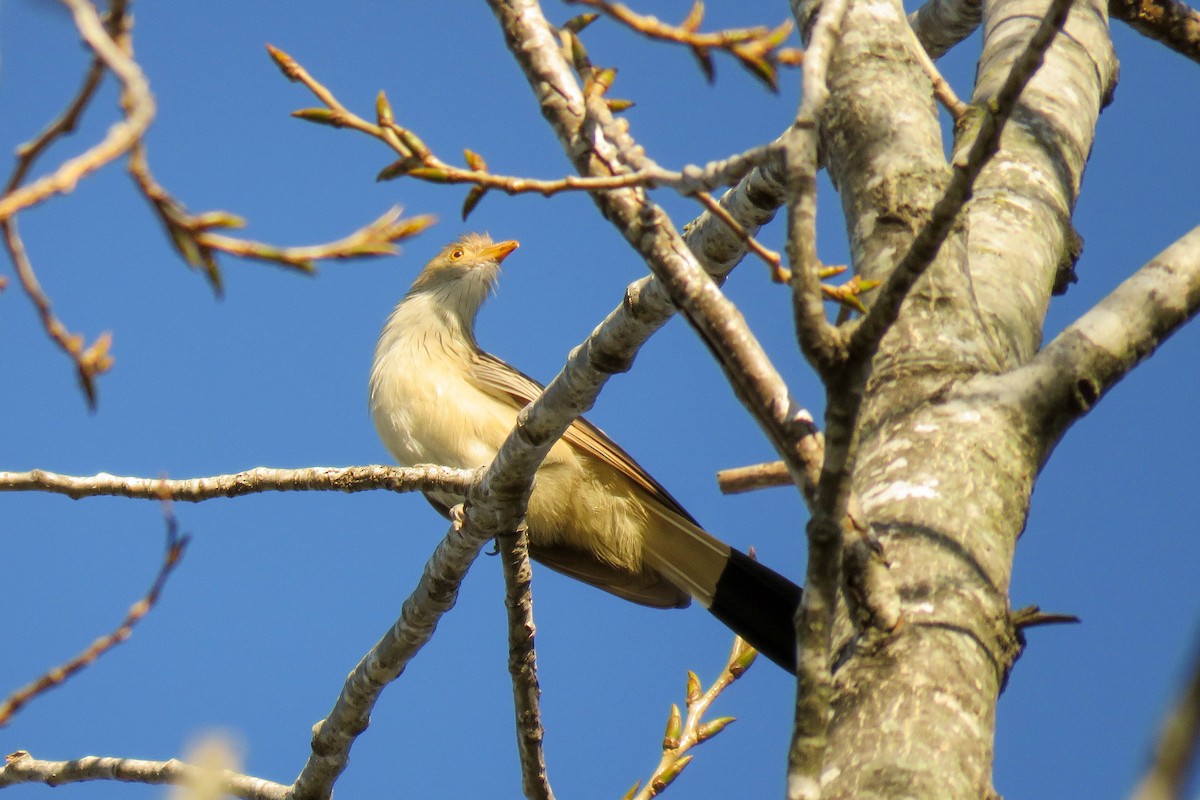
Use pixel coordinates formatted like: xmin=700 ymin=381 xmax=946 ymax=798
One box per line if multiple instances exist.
xmin=0 ymin=505 xmax=188 ymax=727
xmin=290 ymin=509 xmax=494 ymax=800
xmin=0 ymin=752 xmax=288 ymax=800
xmin=563 ymin=0 xmax=803 ymax=90
xmin=0 ymin=0 xmax=153 ymax=223
xmin=716 ymin=460 xmax=792 ymax=494
xmin=0 ymin=465 xmax=475 ymax=502
xmin=498 ymin=529 xmax=554 ymax=800
xmin=1 ymin=221 xmax=114 ymax=409
xmin=0 ymin=1 xmax=132 ymax=409
xmin=786 ymin=0 xmax=850 ymax=373
xmin=1110 ymin=0 xmax=1200 ymax=64
xmin=627 ymin=638 xmax=757 ymax=800
xmin=904 ymin=21 xmax=969 ymax=118
xmin=1011 ymin=224 xmax=1200 ymax=459
xmin=271 ymin=43 xmax=783 ymax=217
xmin=908 ymin=0 xmax=983 ymax=58
xmin=784 ymin=0 xmax=857 ymax=791
xmin=128 ymin=145 xmax=434 ymax=294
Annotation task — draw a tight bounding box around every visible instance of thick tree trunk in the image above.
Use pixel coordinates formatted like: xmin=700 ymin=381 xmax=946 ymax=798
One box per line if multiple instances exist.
xmin=792 ymin=0 xmax=1118 ymax=793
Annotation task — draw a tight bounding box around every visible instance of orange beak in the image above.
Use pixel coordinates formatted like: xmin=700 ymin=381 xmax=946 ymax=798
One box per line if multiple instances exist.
xmin=479 ymin=239 xmax=519 ymax=264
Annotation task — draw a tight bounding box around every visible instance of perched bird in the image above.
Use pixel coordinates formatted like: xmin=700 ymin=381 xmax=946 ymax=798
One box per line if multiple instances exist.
xmin=369 ymin=233 xmax=801 ymax=672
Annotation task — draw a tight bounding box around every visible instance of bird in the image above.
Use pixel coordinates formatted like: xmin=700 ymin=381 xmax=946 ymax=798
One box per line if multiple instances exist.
xmin=369 ymin=233 xmax=801 ymax=672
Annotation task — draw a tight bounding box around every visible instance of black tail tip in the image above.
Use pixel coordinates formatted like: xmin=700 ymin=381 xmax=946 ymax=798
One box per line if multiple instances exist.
xmin=708 ymin=548 xmax=801 ymax=674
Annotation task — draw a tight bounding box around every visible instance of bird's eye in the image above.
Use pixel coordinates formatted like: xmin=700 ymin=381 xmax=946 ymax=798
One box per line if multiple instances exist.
xmin=450 ymin=248 xmax=464 ymax=260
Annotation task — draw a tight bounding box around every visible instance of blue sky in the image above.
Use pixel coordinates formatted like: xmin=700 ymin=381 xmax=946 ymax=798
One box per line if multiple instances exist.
xmin=1 ymin=1 xmax=1198 ymax=798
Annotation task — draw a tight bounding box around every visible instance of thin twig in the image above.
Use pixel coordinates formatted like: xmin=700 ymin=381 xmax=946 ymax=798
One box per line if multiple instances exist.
xmin=0 ymin=503 xmax=189 ymax=727
xmin=127 ymin=144 xmax=434 ymax=294
xmin=0 ymin=0 xmax=153 ymax=223
xmin=267 ymin=44 xmax=777 ymax=218
xmin=0 ymin=0 xmax=134 ymax=409
xmin=784 ymin=0 xmax=856 ymax=790
xmin=716 ymin=460 xmax=792 ymax=494
xmin=626 ymin=638 xmax=757 ymax=800
xmin=498 ymin=529 xmax=555 ymax=800
xmin=904 ymin=22 xmax=969 ymax=119
xmin=289 ymin=503 xmax=506 ymax=800
xmin=564 ymin=0 xmax=803 ymax=90
xmin=0 ymin=752 xmax=288 ymax=800
xmin=1 ymin=222 xmax=114 ymax=408
xmin=0 ymin=465 xmax=476 ymax=501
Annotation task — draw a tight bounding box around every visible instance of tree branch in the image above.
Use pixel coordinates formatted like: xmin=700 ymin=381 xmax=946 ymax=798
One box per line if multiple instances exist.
xmin=716 ymin=460 xmax=793 ymax=494
xmin=782 ymin=0 xmax=857 ymax=796
xmin=498 ymin=530 xmax=554 ymax=800
xmin=1110 ymin=0 xmax=1200 ymax=64
xmin=626 ymin=639 xmax=757 ymax=800
xmin=128 ymin=142 xmax=434 ymax=294
xmin=1011 ymin=224 xmax=1200 ymax=458
xmin=1 ymin=0 xmax=132 ymax=409
xmin=963 ymin=0 xmax=1117 ymax=367
xmin=562 ymin=0 xmax=804 ymax=90
xmin=0 ymin=466 xmax=475 ymax=502
xmin=289 ymin=505 xmax=494 ymax=800
xmin=0 ymin=752 xmax=288 ymax=800
xmin=0 ymin=0 xmax=153 ymax=223
xmin=908 ymin=0 xmax=983 ymax=58
xmin=0 ymin=506 xmax=187 ymax=727
xmin=846 ymin=0 xmax=1077 ymax=364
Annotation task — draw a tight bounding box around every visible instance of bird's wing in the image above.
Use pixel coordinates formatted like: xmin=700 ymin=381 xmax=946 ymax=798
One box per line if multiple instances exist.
xmin=421 ymin=466 xmax=691 ymax=608
xmin=469 ymin=351 xmax=700 ymax=525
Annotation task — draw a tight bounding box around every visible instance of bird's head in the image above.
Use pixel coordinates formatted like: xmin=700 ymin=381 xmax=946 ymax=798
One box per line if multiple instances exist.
xmin=405 ymin=233 xmax=520 ymax=324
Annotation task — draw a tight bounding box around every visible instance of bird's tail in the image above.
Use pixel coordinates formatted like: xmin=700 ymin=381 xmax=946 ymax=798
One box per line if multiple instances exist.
xmin=642 ymin=503 xmax=801 ymax=673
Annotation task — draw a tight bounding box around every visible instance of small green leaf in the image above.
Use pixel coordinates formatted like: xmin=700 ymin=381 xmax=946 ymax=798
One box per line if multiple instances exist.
xmin=652 ymin=755 xmax=693 ymax=791
xmin=461 ymin=186 xmax=487 ymax=221
xmin=463 ymin=148 xmax=488 ymax=172
xmin=376 ymin=91 xmax=394 ymax=126
xmin=563 ymin=12 xmax=598 ymax=33
xmin=697 ymin=716 xmax=735 ymax=742
xmin=407 ymin=167 xmax=452 ymax=183
xmin=291 ymin=108 xmax=343 ymax=127
xmin=681 ymin=0 xmax=705 ymax=32
xmin=685 ymin=671 xmax=702 ymax=704
xmin=265 ymin=44 xmax=300 ymax=81
xmin=662 ymin=703 xmax=682 ymax=749
xmin=691 ymin=47 xmax=716 ymax=84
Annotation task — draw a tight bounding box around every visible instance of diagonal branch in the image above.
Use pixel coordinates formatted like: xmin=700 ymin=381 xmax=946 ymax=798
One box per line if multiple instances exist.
xmin=288 ymin=504 xmax=495 ymax=800
xmin=128 ymin=144 xmax=434 ymax=294
xmin=0 ymin=505 xmax=188 ymax=727
xmin=0 ymin=0 xmax=153 ymax=224
xmin=1 ymin=0 xmax=137 ymax=408
xmin=1009 ymin=224 xmax=1200 ymax=460
xmin=1110 ymin=0 xmax=1200 ymax=64
xmin=626 ymin=638 xmax=757 ymax=800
